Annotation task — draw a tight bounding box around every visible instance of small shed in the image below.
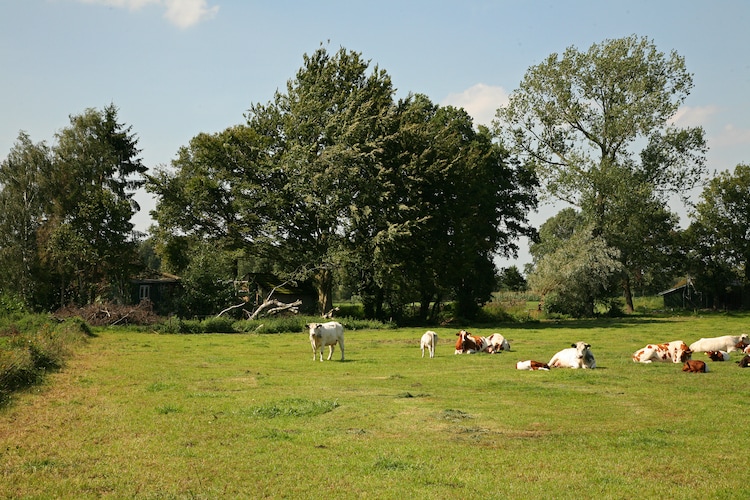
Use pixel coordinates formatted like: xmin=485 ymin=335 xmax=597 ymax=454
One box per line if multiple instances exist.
xmin=658 ymin=277 xmax=709 ymax=309
xmin=130 ymin=272 xmax=183 ymax=315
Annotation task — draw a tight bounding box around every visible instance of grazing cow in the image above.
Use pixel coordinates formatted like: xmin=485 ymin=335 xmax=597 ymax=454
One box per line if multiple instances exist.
xmin=705 ymin=350 xmax=730 ymax=361
xmin=682 ymin=360 xmax=709 ymax=373
xmin=454 ymin=330 xmax=489 ymax=354
xmin=632 ymin=341 xmax=691 ymax=363
xmin=516 ymin=360 xmax=550 ymax=371
xmin=689 ymin=334 xmax=749 ymax=353
xmin=486 ymin=333 xmax=510 ymax=353
xmin=307 ymin=321 xmax=344 ymax=362
xmin=738 ymin=355 xmax=750 ymax=368
xmin=548 ymin=342 xmax=596 ymax=369
xmin=420 ymin=330 xmax=438 ymax=358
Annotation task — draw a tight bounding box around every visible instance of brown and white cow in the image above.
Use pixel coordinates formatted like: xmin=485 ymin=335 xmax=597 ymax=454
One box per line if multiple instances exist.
xmin=705 ymin=350 xmax=730 ymax=361
xmin=548 ymin=342 xmax=596 ymax=369
xmin=738 ymin=355 xmax=750 ymax=368
xmin=516 ymin=360 xmax=550 ymax=371
xmin=682 ymin=359 xmax=709 ymax=373
xmin=632 ymin=341 xmax=691 ymax=363
xmin=486 ymin=333 xmax=510 ymax=353
xmin=454 ymin=330 xmax=489 ymax=354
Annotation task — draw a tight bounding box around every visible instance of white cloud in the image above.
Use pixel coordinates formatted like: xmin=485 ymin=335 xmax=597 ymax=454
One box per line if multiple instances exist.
xmin=442 ymin=83 xmax=509 ymax=127
xmin=669 ymin=105 xmax=718 ymax=127
xmin=712 ymin=124 xmax=750 ymax=148
xmin=164 ymin=0 xmax=219 ymax=29
xmin=77 ymin=0 xmax=218 ymax=28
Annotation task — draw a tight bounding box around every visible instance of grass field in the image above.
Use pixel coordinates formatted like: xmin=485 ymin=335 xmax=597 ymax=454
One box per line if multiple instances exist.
xmin=2 ymin=313 xmax=750 ymax=499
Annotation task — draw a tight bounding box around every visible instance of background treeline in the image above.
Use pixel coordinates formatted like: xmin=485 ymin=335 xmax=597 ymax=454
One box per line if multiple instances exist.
xmin=1 ymin=37 xmax=748 ymax=322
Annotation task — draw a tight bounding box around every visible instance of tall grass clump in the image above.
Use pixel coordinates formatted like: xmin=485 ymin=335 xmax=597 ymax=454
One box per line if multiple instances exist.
xmin=0 ymin=316 xmax=92 ymax=402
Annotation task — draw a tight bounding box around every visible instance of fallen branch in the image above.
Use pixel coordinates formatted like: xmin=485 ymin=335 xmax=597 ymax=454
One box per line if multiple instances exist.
xmin=247 ymin=299 xmax=302 ymax=321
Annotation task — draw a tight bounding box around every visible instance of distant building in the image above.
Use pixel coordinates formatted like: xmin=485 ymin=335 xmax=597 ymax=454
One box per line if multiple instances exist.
xmin=129 ymin=272 xmax=182 ymax=315
xmin=659 ymin=276 xmax=747 ymax=310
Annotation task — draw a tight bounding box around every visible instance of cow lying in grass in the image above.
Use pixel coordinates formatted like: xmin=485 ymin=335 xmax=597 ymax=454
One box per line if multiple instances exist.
xmin=548 ymin=342 xmax=596 ymax=369
xmin=682 ymin=360 xmax=708 ymax=373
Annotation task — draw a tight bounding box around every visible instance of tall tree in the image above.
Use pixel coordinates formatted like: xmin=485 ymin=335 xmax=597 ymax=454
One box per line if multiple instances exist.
xmin=495 ymin=35 xmax=707 ymax=312
xmin=686 ymin=164 xmax=750 ymax=306
xmin=0 ymin=132 xmax=51 ymax=306
xmin=40 ymin=104 xmax=146 ymax=307
xmin=245 ymin=46 xmax=395 ymax=313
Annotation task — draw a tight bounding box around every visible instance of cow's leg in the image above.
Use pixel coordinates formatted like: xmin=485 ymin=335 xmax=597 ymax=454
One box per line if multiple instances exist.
xmin=421 ymin=346 xmax=425 ymax=358
xmin=311 ymin=342 xmax=317 ymax=361
xmin=339 ymin=338 xmax=344 ymax=361
xmin=327 ymin=344 xmax=334 ymax=361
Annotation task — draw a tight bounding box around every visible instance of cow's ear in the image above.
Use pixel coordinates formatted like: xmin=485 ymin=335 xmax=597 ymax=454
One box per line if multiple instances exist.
xmin=570 ymin=343 xmax=576 ymax=348
xmin=586 ymin=344 xmax=591 ymax=348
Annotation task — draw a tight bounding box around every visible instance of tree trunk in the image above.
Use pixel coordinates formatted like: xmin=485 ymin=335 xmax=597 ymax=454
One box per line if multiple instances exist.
xmin=313 ymin=267 xmax=333 ymax=315
xmin=622 ymin=275 xmax=635 ymax=313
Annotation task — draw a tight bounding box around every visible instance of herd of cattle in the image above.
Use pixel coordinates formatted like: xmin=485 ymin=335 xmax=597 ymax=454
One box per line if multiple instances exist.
xmin=307 ymin=321 xmax=750 ymax=372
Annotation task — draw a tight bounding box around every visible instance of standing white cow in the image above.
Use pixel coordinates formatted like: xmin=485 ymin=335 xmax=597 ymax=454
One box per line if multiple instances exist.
xmin=307 ymin=322 xmax=345 ymax=362
xmin=548 ymin=342 xmax=596 ymax=369
xmin=420 ymin=330 xmax=438 ymax=358
xmin=689 ymin=334 xmax=749 ymax=353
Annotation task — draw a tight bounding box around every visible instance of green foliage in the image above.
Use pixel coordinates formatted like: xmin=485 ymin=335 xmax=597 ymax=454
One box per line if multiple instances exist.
xmin=497 ymin=35 xmax=707 ymax=312
xmin=529 ymin=226 xmax=623 ymax=317
xmin=687 ymin=163 xmax=750 ymax=307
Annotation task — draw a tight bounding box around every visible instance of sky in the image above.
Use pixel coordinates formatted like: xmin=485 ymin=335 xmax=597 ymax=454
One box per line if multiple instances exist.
xmin=2 ymin=0 xmax=749 ymax=270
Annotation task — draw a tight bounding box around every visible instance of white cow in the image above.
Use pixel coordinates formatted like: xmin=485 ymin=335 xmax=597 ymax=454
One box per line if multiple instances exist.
xmin=548 ymin=342 xmax=596 ymax=369
xmin=689 ymin=334 xmax=749 ymax=353
xmin=420 ymin=330 xmax=438 ymax=358
xmin=486 ymin=333 xmax=510 ymax=353
xmin=307 ymin=321 xmax=345 ymax=362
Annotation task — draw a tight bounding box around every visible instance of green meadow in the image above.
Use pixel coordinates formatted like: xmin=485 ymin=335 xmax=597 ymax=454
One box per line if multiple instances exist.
xmin=2 ymin=313 xmax=750 ymax=499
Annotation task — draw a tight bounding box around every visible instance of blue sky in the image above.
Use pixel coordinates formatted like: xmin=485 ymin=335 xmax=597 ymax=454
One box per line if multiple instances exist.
xmin=2 ymin=0 xmax=749 ymax=268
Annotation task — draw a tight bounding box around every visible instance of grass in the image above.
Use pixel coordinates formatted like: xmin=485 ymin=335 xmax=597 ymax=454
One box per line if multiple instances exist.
xmin=1 ymin=312 xmax=750 ymax=498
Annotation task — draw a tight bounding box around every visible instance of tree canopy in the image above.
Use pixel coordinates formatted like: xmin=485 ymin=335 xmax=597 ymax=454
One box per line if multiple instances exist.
xmin=149 ymin=46 xmax=538 ymax=319
xmin=495 ymin=35 xmax=707 ymax=313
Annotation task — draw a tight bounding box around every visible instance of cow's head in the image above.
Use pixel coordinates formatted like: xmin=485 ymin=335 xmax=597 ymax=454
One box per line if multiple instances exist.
xmin=307 ymin=323 xmax=323 ymax=339
xmin=705 ymin=351 xmax=721 ymax=361
xmin=571 ymin=342 xmax=591 ymax=359
xmin=736 ymin=339 xmax=750 ymax=350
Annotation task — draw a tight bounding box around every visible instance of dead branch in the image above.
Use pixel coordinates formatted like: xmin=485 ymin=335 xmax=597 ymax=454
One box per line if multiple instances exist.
xmin=247 ymin=299 xmax=302 ymax=321
xmin=216 ymin=302 xmax=248 ymax=318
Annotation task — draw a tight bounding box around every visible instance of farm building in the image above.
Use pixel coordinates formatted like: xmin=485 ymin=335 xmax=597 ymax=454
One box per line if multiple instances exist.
xmin=129 ymin=272 xmax=183 ymax=315
xmin=659 ymin=276 xmax=748 ymax=310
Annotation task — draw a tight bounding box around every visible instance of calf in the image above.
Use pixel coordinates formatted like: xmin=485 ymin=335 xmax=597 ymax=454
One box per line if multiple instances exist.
xmin=307 ymin=321 xmax=345 ymax=362
xmin=738 ymin=355 xmax=750 ymax=368
xmin=420 ymin=330 xmax=438 ymax=358
xmin=689 ymin=334 xmax=749 ymax=353
xmin=486 ymin=333 xmax=510 ymax=353
xmin=516 ymin=360 xmax=550 ymax=371
xmin=682 ymin=360 xmax=708 ymax=373
xmin=548 ymin=342 xmax=596 ymax=369
xmin=705 ymin=350 xmax=730 ymax=362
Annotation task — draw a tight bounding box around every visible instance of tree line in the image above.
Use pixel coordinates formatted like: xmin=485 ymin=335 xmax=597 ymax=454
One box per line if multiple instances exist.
xmin=1 ymin=36 xmax=748 ymax=320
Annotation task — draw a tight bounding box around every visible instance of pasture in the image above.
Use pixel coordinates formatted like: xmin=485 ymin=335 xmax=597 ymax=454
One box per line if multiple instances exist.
xmin=2 ymin=313 xmax=750 ymax=499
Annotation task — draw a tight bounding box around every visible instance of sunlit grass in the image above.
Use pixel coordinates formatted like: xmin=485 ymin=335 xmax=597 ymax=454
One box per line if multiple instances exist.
xmin=1 ymin=313 xmax=750 ymax=498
